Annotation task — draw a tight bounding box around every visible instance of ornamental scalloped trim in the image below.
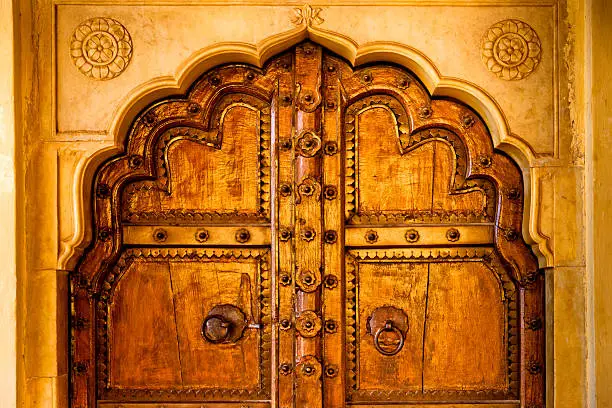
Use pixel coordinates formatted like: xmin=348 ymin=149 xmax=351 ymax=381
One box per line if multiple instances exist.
xmin=481 ymin=19 xmax=542 ymax=81
xmin=70 ymin=17 xmax=133 ymax=80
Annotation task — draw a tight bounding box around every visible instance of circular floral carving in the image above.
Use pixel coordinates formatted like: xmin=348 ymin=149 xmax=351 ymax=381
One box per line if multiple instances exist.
xmin=70 ymin=17 xmax=133 ymax=80
xmin=481 ymin=19 xmax=541 ymax=81
xmin=295 ymin=131 xmax=322 ymax=157
xmin=295 ymin=310 xmax=322 ymax=338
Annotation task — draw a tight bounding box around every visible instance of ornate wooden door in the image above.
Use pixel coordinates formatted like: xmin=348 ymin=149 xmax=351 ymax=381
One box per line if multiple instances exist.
xmin=72 ymin=43 xmax=544 ymax=408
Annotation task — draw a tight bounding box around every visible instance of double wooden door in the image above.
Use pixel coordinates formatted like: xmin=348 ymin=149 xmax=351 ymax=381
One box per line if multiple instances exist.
xmin=72 ymin=43 xmax=544 ymax=408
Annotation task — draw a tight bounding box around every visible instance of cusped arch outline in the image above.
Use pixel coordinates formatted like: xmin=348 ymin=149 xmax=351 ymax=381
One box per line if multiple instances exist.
xmin=59 ymin=24 xmax=552 ymax=271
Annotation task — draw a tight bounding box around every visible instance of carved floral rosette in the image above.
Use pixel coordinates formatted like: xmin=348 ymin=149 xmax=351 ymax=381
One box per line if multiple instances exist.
xmin=70 ymin=17 xmax=133 ymax=80
xmin=481 ymin=19 xmax=542 ymax=81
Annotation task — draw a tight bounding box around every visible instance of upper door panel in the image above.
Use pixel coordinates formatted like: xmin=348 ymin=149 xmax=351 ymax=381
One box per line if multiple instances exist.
xmin=122 ymin=93 xmax=272 ymax=224
xmin=345 ymin=95 xmax=494 ymax=224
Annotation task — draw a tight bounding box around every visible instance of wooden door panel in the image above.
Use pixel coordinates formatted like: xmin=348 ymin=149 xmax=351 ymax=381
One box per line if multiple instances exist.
xmin=102 ymin=248 xmax=271 ymax=399
xmin=73 ymin=43 xmax=543 ymax=408
xmin=168 ymin=252 xmax=265 ymax=388
xmin=346 ymin=254 xmax=428 ymax=392
xmin=345 ymin=95 xmax=494 ymax=225
xmin=345 ymin=249 xmax=517 ymax=402
xmin=121 ymin=94 xmax=272 ymax=224
xmin=109 ymin=259 xmax=183 ymax=388
xmin=423 ymin=261 xmax=508 ymax=392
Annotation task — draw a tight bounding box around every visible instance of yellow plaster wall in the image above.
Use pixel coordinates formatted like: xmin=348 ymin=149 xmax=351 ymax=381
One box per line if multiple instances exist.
xmin=592 ymin=0 xmax=612 ymax=406
xmin=0 ymin=0 xmax=17 ymax=407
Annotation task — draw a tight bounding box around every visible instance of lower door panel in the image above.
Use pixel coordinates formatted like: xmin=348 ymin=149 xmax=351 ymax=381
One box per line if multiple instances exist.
xmin=97 ymin=247 xmax=272 ymax=403
xmin=345 ymin=247 xmax=518 ymax=405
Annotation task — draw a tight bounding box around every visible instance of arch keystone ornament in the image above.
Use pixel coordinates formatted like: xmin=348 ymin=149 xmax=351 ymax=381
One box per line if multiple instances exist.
xmin=291 ymin=4 xmax=324 ymax=27
xmin=70 ymin=17 xmax=133 ymax=80
xmin=481 ymin=19 xmax=542 ymax=81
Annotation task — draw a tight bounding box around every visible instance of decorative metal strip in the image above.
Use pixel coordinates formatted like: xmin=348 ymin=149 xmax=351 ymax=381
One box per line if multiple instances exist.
xmin=347 ymin=404 xmax=519 ymax=408
xmin=122 ymin=225 xmax=271 ymax=246
xmin=98 ymin=404 xmax=271 ymax=408
xmin=345 ymin=225 xmax=495 ymax=247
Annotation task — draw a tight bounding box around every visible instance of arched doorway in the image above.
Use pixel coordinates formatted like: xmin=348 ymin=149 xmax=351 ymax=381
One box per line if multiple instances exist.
xmin=71 ymin=42 xmax=543 ymax=408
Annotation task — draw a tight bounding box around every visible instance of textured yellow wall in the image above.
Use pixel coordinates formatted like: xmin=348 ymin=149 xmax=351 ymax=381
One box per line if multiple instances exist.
xmin=0 ymin=0 xmax=17 ymax=407
xmin=592 ymin=0 xmax=612 ymax=406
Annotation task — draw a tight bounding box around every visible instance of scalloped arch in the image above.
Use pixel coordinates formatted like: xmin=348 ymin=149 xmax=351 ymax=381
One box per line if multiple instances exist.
xmin=59 ymin=25 xmax=552 ymax=271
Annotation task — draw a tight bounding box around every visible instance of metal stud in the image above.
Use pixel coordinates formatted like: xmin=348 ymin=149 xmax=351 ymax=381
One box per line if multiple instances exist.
xmin=325 ymin=319 xmax=337 ymax=334
xmin=280 ymin=319 xmax=292 ymax=330
xmin=365 ymin=230 xmax=378 ymax=244
xmin=280 ymin=273 xmax=292 ymax=286
xmin=303 ymin=364 xmax=315 ymax=376
xmin=128 ymin=154 xmax=143 ymax=168
xmin=405 ymin=229 xmax=419 ymax=243
xmin=279 ymin=228 xmax=292 ymax=241
xmin=96 ymin=183 xmax=111 ymax=199
xmin=187 ymin=102 xmax=201 ymax=115
xmin=235 ymin=229 xmax=250 ymax=243
xmin=98 ymin=227 xmax=112 ymax=241
xmin=209 ymin=76 xmax=221 ymax=86
xmin=323 ymin=185 xmax=338 ymax=200
xmin=279 ymin=183 xmax=292 ymax=197
xmin=507 ymin=188 xmax=521 ymax=200
xmin=446 ymin=228 xmax=460 ymax=242
xmin=479 ymin=155 xmax=492 ymax=168
xmin=324 ymin=141 xmax=338 ymax=156
xmin=526 ymin=316 xmax=543 ymax=331
xmin=324 ymin=274 xmax=338 ymax=289
xmin=301 ymin=227 xmax=316 ymax=242
xmin=279 ymin=139 xmax=292 ymax=151
xmin=324 ymin=230 xmax=338 ymax=244
xmin=280 ymin=363 xmax=292 ymax=375
xmin=153 ymin=228 xmax=167 ymax=242
xmin=195 ymin=229 xmax=209 ymax=243
xmin=324 ymin=364 xmax=338 ymax=378
xmin=504 ymin=228 xmax=519 ymax=241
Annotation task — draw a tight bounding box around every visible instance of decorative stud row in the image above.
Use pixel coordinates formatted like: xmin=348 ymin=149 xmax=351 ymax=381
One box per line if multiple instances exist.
xmin=365 ymin=228 xmax=467 ymax=244
xmin=121 ymin=226 xmax=270 ymax=246
xmin=151 ymin=228 xmax=250 ymax=243
xmin=346 ymin=225 xmax=495 ymax=246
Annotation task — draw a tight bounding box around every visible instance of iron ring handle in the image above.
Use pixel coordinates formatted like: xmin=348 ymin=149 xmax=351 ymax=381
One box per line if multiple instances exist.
xmin=202 ymin=314 xmax=231 ymax=344
xmin=373 ymin=320 xmax=405 ymax=356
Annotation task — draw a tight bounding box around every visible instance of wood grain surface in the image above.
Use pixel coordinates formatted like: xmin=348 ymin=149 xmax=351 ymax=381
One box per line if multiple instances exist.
xmin=72 ymin=43 xmax=543 ymax=408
